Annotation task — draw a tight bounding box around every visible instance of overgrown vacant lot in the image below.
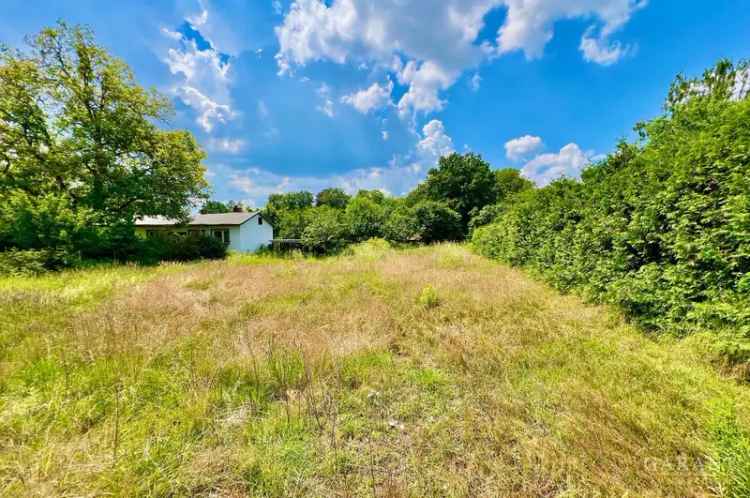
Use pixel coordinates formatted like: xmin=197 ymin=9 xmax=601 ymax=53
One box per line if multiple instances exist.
xmin=1 ymin=243 xmax=750 ymax=497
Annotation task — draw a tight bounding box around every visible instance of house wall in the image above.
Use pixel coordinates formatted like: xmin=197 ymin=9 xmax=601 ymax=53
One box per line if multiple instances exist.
xmin=134 ymin=216 xmax=273 ymax=253
xmin=237 ymin=218 xmax=273 ymax=252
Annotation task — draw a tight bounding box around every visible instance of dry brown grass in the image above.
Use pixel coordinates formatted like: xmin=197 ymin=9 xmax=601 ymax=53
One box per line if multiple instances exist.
xmin=1 ymin=242 xmax=749 ymax=497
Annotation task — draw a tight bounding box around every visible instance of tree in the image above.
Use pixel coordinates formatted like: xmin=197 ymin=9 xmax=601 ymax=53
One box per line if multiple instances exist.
xmin=0 ymin=23 xmax=207 ymax=258
xmin=200 ymin=200 xmax=231 ymax=214
xmin=495 ymin=168 xmax=533 ymax=201
xmin=276 ymin=208 xmax=314 ymax=239
xmin=301 ymin=206 xmax=349 ymax=254
xmin=415 ymin=153 xmax=498 ymax=234
xmin=412 ymin=201 xmax=463 ymax=243
xmin=383 ymin=206 xmax=420 ymax=243
xmin=345 ymin=195 xmax=386 ymax=242
xmin=468 ymin=169 xmax=534 ymax=232
xmin=262 ymin=191 xmax=314 ymax=228
xmin=315 ymin=188 xmax=350 ymax=209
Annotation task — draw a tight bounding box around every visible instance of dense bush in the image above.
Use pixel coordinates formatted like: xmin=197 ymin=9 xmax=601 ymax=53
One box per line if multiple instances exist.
xmin=140 ymin=233 xmax=228 ymax=262
xmin=0 ymin=248 xmax=74 ymax=276
xmin=474 ymin=60 xmax=750 ymax=337
xmin=301 ymin=207 xmax=350 ymax=254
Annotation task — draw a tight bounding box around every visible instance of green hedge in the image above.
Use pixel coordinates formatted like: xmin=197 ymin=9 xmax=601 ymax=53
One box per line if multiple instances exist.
xmin=473 ymin=61 xmax=750 ymax=337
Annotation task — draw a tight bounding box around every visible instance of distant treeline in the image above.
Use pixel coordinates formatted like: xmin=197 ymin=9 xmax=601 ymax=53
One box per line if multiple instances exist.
xmin=474 ymin=60 xmax=750 ymax=348
xmin=256 ymin=155 xmax=532 ymax=254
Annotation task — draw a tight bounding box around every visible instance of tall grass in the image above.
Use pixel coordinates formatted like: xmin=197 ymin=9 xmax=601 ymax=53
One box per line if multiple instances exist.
xmin=1 ymin=242 xmax=749 ymax=496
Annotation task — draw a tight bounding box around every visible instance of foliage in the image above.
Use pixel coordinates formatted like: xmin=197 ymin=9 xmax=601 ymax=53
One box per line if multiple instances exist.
xmin=473 ymin=60 xmax=750 ymax=337
xmin=345 ymin=194 xmax=387 ymax=242
xmin=0 ymin=22 xmax=207 ymax=266
xmin=417 ymin=284 xmax=440 ymax=309
xmin=263 ymin=191 xmax=314 ymax=229
xmin=383 ymin=205 xmax=421 ymax=242
xmin=301 ymin=206 xmax=349 ymax=254
xmin=495 ymin=167 xmax=534 ymax=201
xmin=412 ymin=201 xmax=463 ymax=244
xmin=315 ymin=187 xmax=350 ymax=209
xmin=413 ymin=153 xmax=499 ymax=233
xmin=0 ymin=248 xmax=71 ymax=275
xmin=200 ymin=200 xmax=231 ymax=214
xmin=141 ymin=233 xmax=227 ymax=262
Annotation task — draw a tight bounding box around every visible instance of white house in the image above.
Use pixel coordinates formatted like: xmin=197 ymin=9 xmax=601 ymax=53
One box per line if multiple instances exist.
xmin=135 ymin=212 xmax=273 ymax=253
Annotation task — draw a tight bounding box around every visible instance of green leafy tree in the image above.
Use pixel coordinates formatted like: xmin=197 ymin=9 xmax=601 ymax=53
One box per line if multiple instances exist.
xmin=301 ymin=206 xmax=349 ymax=254
xmin=413 ymin=201 xmax=463 ymax=244
xmin=345 ymin=194 xmax=386 ymax=242
xmin=0 ymin=23 xmax=207 ymax=260
xmin=414 ymin=153 xmax=498 ymax=234
xmin=262 ymin=191 xmax=314 ymax=229
xmin=495 ymin=168 xmax=534 ymax=200
xmin=276 ymin=207 xmax=315 ymax=239
xmin=383 ymin=206 xmax=420 ymax=242
xmin=200 ymin=200 xmax=231 ymax=214
xmin=315 ymin=188 xmax=350 ymax=209
xmin=474 ymin=59 xmax=750 ymax=339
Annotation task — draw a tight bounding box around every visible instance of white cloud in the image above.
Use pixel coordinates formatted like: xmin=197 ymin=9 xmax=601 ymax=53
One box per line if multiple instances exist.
xmin=497 ymin=0 xmax=646 ymax=64
xmin=381 ymin=130 xmax=389 ymax=141
xmin=732 ymin=67 xmax=750 ymax=101
xmin=211 ymin=118 xmax=456 ymax=205
xmin=318 ymin=99 xmax=335 ymax=117
xmin=208 ymin=138 xmax=247 ymax=154
xmin=274 ymin=0 xmax=492 ymax=117
xmin=316 ymin=83 xmax=335 ymax=117
xmin=274 ymin=0 xmax=647 ymax=117
xmin=162 ymin=6 xmax=235 ymax=132
xmin=416 ymin=119 xmax=454 ymax=162
xmin=341 ymin=80 xmax=393 ymax=114
xmin=272 ymin=0 xmax=283 ymax=15
xmin=470 ymin=72 xmax=482 ymax=92
xmin=396 ymin=60 xmax=455 ymax=117
xmin=176 ymin=86 xmax=233 ymax=132
xmin=521 ymin=143 xmax=592 ymax=186
xmin=505 ymin=134 xmax=543 ymax=160
xmin=580 ymin=27 xmax=629 ymax=66
xmin=187 ymin=6 xmax=208 ymax=27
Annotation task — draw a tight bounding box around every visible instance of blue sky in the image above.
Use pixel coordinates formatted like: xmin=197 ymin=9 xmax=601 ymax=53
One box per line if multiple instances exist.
xmin=2 ymin=1 xmax=749 ymax=206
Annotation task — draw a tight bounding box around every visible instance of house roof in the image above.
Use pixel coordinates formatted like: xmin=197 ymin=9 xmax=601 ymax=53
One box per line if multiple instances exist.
xmin=135 ymin=212 xmax=260 ymax=227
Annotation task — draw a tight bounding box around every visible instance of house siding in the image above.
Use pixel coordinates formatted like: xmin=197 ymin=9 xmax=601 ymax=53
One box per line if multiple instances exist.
xmin=239 ymin=218 xmax=273 ymax=252
xmin=134 ymin=214 xmax=273 ymax=253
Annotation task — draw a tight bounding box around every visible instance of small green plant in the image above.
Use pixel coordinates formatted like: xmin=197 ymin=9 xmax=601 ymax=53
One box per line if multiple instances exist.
xmin=417 ymin=285 xmax=440 ymax=309
xmin=707 ymin=401 xmax=750 ymax=497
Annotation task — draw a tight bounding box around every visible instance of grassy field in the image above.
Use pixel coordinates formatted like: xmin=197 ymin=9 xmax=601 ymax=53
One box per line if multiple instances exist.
xmin=1 ymin=242 xmax=750 ymax=497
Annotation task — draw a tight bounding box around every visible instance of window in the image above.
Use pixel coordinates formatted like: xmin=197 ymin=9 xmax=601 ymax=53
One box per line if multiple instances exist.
xmin=258 ymin=215 xmax=263 ymax=225
xmin=212 ymin=229 xmax=230 ymax=245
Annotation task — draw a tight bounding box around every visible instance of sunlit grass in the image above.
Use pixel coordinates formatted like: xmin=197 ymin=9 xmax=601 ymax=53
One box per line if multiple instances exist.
xmin=1 ymin=242 xmax=749 ymax=496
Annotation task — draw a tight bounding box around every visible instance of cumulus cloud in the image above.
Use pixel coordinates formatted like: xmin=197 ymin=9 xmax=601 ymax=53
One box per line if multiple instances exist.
xmin=274 ymin=0 xmax=492 ymax=117
xmin=505 ymin=134 xmax=543 ymax=160
xmin=218 ymin=161 xmax=419 ymax=205
xmin=177 ymin=86 xmax=233 ymax=132
xmin=274 ymin=0 xmax=647 ymax=117
xmin=580 ymin=27 xmax=629 ymax=66
xmin=211 ymin=118 xmax=456 ymax=204
xmin=162 ymin=7 xmax=235 ymax=132
xmin=207 ymin=137 xmax=247 ymax=154
xmin=497 ymin=0 xmax=646 ymax=64
xmin=416 ymin=119 xmax=454 ymax=162
xmin=521 ymin=143 xmax=592 ymax=186
xmin=341 ymin=80 xmax=393 ymax=114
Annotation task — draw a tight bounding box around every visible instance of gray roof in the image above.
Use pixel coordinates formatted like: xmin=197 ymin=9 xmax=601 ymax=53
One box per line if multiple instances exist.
xmin=136 ymin=212 xmax=259 ymax=227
